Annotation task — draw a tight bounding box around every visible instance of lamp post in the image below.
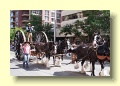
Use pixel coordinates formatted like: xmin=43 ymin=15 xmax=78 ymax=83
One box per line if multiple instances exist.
xmin=54 ymin=10 xmax=56 ymax=44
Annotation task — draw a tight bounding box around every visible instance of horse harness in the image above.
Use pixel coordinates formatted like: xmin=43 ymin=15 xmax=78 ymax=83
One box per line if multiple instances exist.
xmin=76 ymin=46 xmax=95 ymax=62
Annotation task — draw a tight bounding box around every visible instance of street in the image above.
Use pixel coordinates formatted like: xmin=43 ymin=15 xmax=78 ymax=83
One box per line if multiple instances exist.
xmin=10 ymin=49 xmax=110 ymax=76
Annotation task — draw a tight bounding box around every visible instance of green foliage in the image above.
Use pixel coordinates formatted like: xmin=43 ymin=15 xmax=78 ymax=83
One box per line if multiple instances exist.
xmin=83 ymin=10 xmax=110 ymax=33
xmin=43 ymin=23 xmax=54 ymax=40
xmin=59 ymin=24 xmax=73 ymax=37
xmin=59 ymin=10 xmax=110 ymax=43
xmin=29 ymin=14 xmax=43 ymax=32
xmin=10 ymin=27 xmax=25 ymax=41
xmin=29 ymin=14 xmax=53 ymax=40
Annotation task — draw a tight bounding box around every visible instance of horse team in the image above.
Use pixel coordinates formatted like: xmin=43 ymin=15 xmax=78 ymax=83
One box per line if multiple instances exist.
xmin=28 ymin=35 xmax=110 ymax=76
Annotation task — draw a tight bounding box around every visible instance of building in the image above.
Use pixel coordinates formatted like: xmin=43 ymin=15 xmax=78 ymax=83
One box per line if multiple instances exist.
xmin=10 ymin=10 xmax=41 ymax=28
xmin=55 ymin=10 xmax=87 ymax=42
xmin=10 ymin=10 xmax=62 ymax=29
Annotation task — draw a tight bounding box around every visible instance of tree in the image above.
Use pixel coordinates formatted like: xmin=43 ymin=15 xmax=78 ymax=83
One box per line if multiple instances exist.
xmin=29 ymin=14 xmax=53 ymax=41
xmin=10 ymin=27 xmax=25 ymax=41
xmin=29 ymin=14 xmax=43 ymax=32
xmin=82 ymin=10 xmax=110 ymax=42
xmin=72 ymin=20 xmax=84 ymax=43
xmin=43 ymin=23 xmax=54 ymax=40
xmin=59 ymin=24 xmax=73 ymax=37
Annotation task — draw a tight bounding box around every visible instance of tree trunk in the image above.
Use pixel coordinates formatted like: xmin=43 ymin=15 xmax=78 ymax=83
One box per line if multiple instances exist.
xmin=74 ymin=36 xmax=77 ymax=44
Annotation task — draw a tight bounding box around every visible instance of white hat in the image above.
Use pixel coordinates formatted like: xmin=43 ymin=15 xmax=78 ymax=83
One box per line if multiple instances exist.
xmin=27 ymin=23 xmax=31 ymax=25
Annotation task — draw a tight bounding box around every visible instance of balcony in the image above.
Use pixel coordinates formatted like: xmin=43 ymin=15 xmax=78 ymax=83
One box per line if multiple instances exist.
xmin=22 ymin=13 xmax=29 ymax=16
xmin=62 ymin=10 xmax=83 ymax=16
xmin=61 ymin=17 xmax=87 ymax=27
xmin=22 ymin=19 xmax=29 ymax=22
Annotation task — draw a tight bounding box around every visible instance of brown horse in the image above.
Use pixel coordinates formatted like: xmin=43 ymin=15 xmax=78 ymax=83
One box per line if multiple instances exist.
xmin=31 ymin=41 xmax=54 ymax=68
xmin=53 ymin=39 xmax=68 ymax=66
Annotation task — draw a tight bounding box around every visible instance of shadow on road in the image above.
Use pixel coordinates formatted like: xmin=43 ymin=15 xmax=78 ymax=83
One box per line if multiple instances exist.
xmin=14 ymin=63 xmax=50 ymax=71
xmin=53 ymin=71 xmax=89 ymax=76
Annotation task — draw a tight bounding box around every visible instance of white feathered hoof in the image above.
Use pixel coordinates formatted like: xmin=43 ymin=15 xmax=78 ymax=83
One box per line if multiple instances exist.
xmin=41 ymin=58 xmax=44 ymax=64
xmin=46 ymin=62 xmax=50 ymax=69
xmin=84 ymin=62 xmax=88 ymax=70
xmin=58 ymin=59 xmax=62 ymax=67
xmin=90 ymin=63 xmax=92 ymax=71
xmin=45 ymin=58 xmax=48 ymax=65
xmin=74 ymin=62 xmax=79 ymax=69
xmin=81 ymin=67 xmax=85 ymax=74
xmin=99 ymin=69 xmax=108 ymax=76
xmin=53 ymin=60 xmax=56 ymax=65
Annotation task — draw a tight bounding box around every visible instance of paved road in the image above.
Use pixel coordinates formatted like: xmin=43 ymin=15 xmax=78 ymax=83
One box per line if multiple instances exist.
xmin=10 ymin=49 xmax=110 ymax=76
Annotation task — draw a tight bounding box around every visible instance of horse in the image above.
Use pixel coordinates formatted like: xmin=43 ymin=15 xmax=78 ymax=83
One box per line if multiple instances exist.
xmin=53 ymin=39 xmax=69 ymax=66
xmin=96 ymin=38 xmax=110 ymax=76
xmin=67 ymin=38 xmax=110 ymax=76
xmin=30 ymin=41 xmax=54 ymax=68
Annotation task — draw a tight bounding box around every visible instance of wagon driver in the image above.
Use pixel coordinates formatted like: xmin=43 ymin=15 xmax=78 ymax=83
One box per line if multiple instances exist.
xmin=26 ymin=23 xmax=34 ymax=44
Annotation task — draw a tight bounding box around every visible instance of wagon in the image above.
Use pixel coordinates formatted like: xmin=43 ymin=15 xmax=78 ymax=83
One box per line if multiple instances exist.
xmin=13 ymin=30 xmax=49 ymax=60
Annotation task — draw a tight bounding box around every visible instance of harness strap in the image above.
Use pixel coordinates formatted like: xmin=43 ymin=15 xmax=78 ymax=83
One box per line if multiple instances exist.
xmin=76 ymin=47 xmax=94 ymax=62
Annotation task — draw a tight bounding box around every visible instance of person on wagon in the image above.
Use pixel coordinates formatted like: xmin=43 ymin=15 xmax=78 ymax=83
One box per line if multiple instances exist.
xmin=26 ymin=23 xmax=34 ymax=44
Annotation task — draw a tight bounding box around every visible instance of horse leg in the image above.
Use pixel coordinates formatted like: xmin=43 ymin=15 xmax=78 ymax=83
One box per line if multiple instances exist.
xmin=98 ymin=59 xmax=106 ymax=76
xmin=90 ymin=61 xmax=92 ymax=71
xmin=91 ymin=61 xmax=95 ymax=76
xmin=61 ymin=55 xmax=63 ymax=61
xmin=36 ymin=54 xmax=38 ymax=64
xmin=81 ymin=59 xmax=86 ymax=74
xmin=45 ymin=54 xmax=50 ymax=69
xmin=53 ymin=56 xmax=55 ymax=65
xmin=74 ymin=59 xmax=79 ymax=69
xmin=84 ymin=61 xmax=89 ymax=70
xmin=99 ymin=59 xmax=104 ymax=71
xmin=41 ymin=53 xmax=44 ymax=65
xmin=58 ymin=56 xmax=62 ymax=67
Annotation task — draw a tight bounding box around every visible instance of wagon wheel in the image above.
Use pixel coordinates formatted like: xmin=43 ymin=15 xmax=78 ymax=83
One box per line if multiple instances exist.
xmin=35 ymin=31 xmax=49 ymax=43
xmin=14 ymin=30 xmax=26 ymax=60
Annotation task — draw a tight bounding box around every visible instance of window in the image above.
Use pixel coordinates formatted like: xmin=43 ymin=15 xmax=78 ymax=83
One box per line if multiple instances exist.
xmin=16 ymin=17 xmax=18 ymax=22
xmin=45 ymin=22 xmax=49 ymax=25
xmin=52 ymin=24 xmax=55 ymax=28
xmin=57 ymin=10 xmax=61 ymax=12
xmin=32 ymin=10 xmax=40 ymax=15
xmin=45 ymin=10 xmax=49 ymax=16
xmin=10 ymin=18 xmax=13 ymax=22
xmin=57 ymin=13 xmax=61 ymax=18
xmin=45 ymin=16 xmax=49 ymax=21
xmin=16 ymin=11 xmax=18 ymax=16
xmin=22 ymin=17 xmax=29 ymax=20
xmin=51 ymin=18 xmax=55 ymax=22
xmin=51 ymin=12 xmax=55 ymax=17
xmin=57 ymin=19 xmax=60 ymax=23
xmin=62 ymin=16 xmax=65 ymax=21
xmin=16 ymin=22 xmax=18 ymax=26
xmin=57 ymin=25 xmax=61 ymax=28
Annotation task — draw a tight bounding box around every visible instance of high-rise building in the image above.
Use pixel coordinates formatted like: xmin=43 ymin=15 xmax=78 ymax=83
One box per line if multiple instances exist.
xmin=10 ymin=10 xmax=41 ymax=28
xmin=10 ymin=10 xmax=62 ymax=29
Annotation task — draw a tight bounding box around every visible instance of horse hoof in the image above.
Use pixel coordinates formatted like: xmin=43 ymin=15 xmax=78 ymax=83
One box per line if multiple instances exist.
xmin=91 ymin=73 xmax=95 ymax=76
xmin=81 ymin=71 xmax=86 ymax=74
